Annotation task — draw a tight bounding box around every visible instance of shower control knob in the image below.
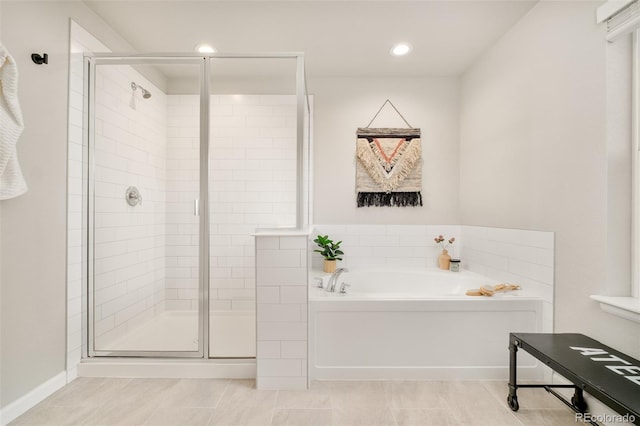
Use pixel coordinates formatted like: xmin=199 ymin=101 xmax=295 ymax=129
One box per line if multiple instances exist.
xmin=125 ymin=186 xmax=142 ymax=206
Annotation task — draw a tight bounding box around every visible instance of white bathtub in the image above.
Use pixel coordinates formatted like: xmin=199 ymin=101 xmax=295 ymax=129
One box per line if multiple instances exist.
xmin=309 ymin=268 xmax=543 ymax=380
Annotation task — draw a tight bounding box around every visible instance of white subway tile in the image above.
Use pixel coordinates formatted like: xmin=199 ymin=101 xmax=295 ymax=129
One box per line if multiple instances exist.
xmin=280 ymin=287 xmax=306 ymax=304
xmin=257 ymin=303 xmax=302 ymax=322
xmin=259 ymin=95 xmax=296 ymax=106
xmin=210 ymin=300 xmax=232 ymax=311
xmin=231 ymin=300 xmax=256 ymax=311
xmin=256 ymin=236 xmax=280 ymax=253
xmin=359 ymin=234 xmax=399 ymax=247
xmin=256 ymin=267 xmax=307 ymax=286
xmin=165 ymin=300 xmax=192 ymax=310
xmin=509 ymin=259 xmax=554 ymax=286
xmin=218 ymin=288 xmax=254 ymax=300
xmin=280 ymin=341 xmax=307 ymax=359
xmin=278 ymin=237 xmax=307 ymax=250
xmin=257 ymin=287 xmax=280 ymax=304
xmin=257 ymin=249 xmax=302 ymax=268
xmin=258 ymin=359 xmax=302 ymax=377
xmin=210 ymin=278 xmax=245 ymax=289
xmin=246 ymin=116 xmax=286 ymax=128
xmin=372 ymin=246 xmax=413 ymax=258
xmin=257 ymin=341 xmax=281 ymax=359
xmin=257 ymin=322 xmax=307 ymax=340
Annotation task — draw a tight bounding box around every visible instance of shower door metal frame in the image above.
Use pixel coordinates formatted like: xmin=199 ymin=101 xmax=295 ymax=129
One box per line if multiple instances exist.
xmin=83 ymin=52 xmax=309 ymax=359
xmin=85 ymin=55 xmax=208 ymax=358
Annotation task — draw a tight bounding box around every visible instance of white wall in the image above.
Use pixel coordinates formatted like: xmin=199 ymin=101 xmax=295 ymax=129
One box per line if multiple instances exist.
xmin=0 ymin=0 xmax=145 ymax=411
xmin=309 ymin=77 xmax=460 ymax=225
xmin=460 ymin=0 xmax=640 ymax=358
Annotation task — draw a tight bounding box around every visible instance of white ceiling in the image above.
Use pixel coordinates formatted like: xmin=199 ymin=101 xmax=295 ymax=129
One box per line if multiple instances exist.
xmin=84 ymin=0 xmax=537 ymax=78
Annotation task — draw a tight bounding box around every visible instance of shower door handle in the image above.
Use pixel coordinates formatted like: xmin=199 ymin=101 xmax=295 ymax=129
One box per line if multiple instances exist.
xmin=194 ymin=199 xmax=200 ymax=216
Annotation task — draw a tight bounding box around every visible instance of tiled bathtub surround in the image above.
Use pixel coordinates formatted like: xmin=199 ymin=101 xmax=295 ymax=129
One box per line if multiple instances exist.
xmin=255 ymin=232 xmax=309 ymax=390
xmin=461 ymin=225 xmax=555 ymax=332
xmin=311 ymin=225 xmax=462 ymax=270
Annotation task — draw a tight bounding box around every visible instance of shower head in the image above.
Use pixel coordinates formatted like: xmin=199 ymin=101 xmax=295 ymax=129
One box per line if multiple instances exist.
xmin=131 ymin=82 xmax=152 ymax=99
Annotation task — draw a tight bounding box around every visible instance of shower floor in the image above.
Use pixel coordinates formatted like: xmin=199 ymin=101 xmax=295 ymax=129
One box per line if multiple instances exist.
xmin=100 ymin=310 xmax=255 ymax=357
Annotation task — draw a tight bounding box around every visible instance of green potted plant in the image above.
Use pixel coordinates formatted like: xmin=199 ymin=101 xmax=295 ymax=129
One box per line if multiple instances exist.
xmin=313 ymin=234 xmax=344 ymax=273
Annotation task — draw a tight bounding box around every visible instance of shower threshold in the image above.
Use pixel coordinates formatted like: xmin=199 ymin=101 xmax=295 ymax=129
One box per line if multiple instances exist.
xmin=78 ymin=357 xmax=256 ymax=379
xmin=96 ymin=310 xmax=255 ymax=356
xmin=80 ymin=310 xmax=256 ymax=378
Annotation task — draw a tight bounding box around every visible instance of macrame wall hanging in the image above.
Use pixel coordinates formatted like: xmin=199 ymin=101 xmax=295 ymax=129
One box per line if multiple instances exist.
xmin=356 ymin=100 xmax=423 ymax=207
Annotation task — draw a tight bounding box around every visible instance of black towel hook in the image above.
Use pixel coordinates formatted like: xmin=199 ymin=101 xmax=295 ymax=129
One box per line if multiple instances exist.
xmin=31 ymin=53 xmax=48 ymax=65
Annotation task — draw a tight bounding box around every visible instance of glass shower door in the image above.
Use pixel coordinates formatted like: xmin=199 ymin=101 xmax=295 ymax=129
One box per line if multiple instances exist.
xmin=207 ymin=57 xmax=299 ymax=358
xmin=89 ymin=58 xmax=204 ymax=356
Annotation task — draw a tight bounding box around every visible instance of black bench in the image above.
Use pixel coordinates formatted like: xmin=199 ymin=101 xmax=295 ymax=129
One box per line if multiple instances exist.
xmin=508 ymin=333 xmax=640 ymax=425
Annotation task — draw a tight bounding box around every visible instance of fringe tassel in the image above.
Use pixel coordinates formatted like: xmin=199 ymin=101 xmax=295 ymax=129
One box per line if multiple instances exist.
xmin=356 ymin=139 xmax=422 ymax=192
xmin=357 ymin=192 xmax=423 ymax=207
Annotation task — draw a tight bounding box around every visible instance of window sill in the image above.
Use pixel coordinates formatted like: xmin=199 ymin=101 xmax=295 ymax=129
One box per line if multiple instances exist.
xmin=590 ymin=295 xmax=640 ymax=323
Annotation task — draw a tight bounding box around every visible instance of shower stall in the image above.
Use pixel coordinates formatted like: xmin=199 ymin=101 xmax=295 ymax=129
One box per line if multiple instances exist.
xmin=80 ymin=53 xmax=311 ymax=361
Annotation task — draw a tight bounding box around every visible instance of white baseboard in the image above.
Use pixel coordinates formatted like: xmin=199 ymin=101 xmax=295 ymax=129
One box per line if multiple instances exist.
xmin=0 ymin=371 xmax=67 ymax=426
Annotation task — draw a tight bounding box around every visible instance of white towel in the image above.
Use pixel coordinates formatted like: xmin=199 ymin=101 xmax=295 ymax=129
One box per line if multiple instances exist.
xmin=0 ymin=44 xmax=28 ymax=200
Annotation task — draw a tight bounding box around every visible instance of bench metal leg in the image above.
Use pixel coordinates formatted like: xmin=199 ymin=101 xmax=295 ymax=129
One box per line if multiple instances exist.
xmin=571 ymin=388 xmax=588 ymax=413
xmin=508 ymin=338 xmax=520 ymax=411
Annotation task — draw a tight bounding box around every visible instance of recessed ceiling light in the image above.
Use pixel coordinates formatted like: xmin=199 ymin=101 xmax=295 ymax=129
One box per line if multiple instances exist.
xmin=390 ymin=43 xmax=412 ymax=56
xmin=195 ymin=44 xmax=216 ymax=54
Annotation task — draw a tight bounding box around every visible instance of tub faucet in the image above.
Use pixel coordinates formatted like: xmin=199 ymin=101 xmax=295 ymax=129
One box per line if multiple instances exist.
xmin=327 ymin=268 xmax=349 ymax=292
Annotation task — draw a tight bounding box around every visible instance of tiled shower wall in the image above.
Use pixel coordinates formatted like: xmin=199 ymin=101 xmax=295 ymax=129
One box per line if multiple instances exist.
xmin=92 ymin=66 xmax=168 ymax=349
xmin=164 ymin=97 xmax=200 ymax=311
xmin=88 ymin=92 xmax=297 ymax=348
xmin=166 ymin=95 xmax=297 ymax=312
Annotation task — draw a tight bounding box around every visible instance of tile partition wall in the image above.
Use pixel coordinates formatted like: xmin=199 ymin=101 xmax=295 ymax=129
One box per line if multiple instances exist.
xmin=311 ymin=224 xmax=554 ymax=333
xmin=255 ymin=232 xmax=309 ymax=390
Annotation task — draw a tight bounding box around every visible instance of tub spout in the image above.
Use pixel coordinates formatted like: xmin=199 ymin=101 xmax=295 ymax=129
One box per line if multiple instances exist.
xmin=327 ymin=268 xmax=349 ymax=292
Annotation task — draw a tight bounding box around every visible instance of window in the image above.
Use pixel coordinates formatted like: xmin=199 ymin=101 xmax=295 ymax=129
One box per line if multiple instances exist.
xmin=591 ymin=1 xmax=640 ymax=322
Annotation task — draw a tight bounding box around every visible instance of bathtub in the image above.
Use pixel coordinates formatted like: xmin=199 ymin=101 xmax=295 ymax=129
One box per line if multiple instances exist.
xmin=309 ymin=268 xmax=543 ymax=380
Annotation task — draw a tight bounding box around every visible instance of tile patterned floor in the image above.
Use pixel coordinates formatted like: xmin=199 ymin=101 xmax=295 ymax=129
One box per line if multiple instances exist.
xmin=9 ymin=378 xmax=579 ymax=426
